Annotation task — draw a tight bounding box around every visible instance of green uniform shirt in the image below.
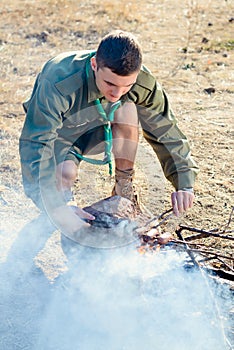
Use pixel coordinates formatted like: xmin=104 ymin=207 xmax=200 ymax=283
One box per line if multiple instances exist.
xmin=19 ymin=50 xmax=199 ymax=211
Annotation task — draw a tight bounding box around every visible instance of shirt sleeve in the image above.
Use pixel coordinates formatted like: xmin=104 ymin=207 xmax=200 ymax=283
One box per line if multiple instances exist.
xmin=129 ymin=80 xmax=199 ymax=190
xmin=19 ymin=76 xmax=71 ymax=211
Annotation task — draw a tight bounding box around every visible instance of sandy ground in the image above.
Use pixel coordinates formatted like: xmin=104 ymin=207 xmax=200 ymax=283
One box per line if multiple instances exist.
xmin=0 ymin=1 xmax=233 ymax=349
xmin=0 ymin=0 xmax=233 ymax=274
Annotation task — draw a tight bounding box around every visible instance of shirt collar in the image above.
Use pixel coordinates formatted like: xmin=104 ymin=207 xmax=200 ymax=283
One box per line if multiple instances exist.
xmin=86 ymin=61 xmax=104 ymax=103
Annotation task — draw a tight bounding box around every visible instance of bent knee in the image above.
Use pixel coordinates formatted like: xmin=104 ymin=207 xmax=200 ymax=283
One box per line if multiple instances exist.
xmin=56 ymin=160 xmax=78 ymax=189
xmin=114 ymin=102 xmax=138 ymax=126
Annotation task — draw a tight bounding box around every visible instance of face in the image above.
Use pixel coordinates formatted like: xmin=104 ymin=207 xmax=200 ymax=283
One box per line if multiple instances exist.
xmin=91 ymin=57 xmax=138 ymax=103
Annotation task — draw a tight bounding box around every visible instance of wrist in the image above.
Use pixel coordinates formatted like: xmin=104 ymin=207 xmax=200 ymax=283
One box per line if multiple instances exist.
xmin=179 ymin=187 xmax=194 ymax=193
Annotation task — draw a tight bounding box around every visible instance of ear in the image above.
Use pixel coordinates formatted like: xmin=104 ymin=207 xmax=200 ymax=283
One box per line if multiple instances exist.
xmin=91 ymin=56 xmax=97 ymax=72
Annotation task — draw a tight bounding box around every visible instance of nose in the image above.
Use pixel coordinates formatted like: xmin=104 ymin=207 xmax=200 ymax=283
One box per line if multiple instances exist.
xmin=111 ymin=87 xmax=123 ymax=98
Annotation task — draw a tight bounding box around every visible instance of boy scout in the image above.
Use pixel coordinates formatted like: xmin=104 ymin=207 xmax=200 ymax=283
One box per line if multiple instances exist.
xmin=19 ymin=30 xmax=199 ymax=234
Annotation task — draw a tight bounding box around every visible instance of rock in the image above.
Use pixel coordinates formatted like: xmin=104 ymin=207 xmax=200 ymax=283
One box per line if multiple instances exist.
xmin=204 ymin=87 xmax=215 ymax=94
xmin=202 ymin=37 xmax=209 ymax=44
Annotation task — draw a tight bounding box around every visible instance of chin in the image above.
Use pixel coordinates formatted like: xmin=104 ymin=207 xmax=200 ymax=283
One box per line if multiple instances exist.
xmin=108 ymin=97 xmax=119 ymax=103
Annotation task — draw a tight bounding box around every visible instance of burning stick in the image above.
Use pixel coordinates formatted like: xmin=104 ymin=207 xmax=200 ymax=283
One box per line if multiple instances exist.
xmin=136 ymin=208 xmax=174 ymax=247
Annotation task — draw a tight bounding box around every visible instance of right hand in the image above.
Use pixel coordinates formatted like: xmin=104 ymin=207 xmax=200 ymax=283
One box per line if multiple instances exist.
xmin=50 ymin=205 xmax=95 ymax=235
xmin=171 ymin=190 xmax=194 ymax=217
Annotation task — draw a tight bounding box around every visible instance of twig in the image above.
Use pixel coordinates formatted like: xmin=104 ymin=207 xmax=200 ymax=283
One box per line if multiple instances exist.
xmin=157 ymin=208 xmax=173 ymax=220
xmin=145 ymin=208 xmax=173 ymax=226
xmin=172 ymin=239 xmax=234 ymax=270
xmin=175 ymin=220 xmax=233 ymax=348
xmin=177 ymin=225 xmax=234 ymax=241
xmin=216 ymin=257 xmax=234 ymax=272
xmin=172 ymin=238 xmax=213 ymax=248
xmin=220 ymin=230 xmax=234 ymax=234
xmin=136 ymin=208 xmax=174 ymax=233
xmin=220 ymin=206 xmax=234 ymax=233
xmin=198 ymin=256 xmax=217 ymax=263
xmin=186 ymin=248 xmax=234 ymax=262
xmin=175 ymin=227 xmax=200 ymax=267
xmin=202 ymin=265 xmax=234 ymax=282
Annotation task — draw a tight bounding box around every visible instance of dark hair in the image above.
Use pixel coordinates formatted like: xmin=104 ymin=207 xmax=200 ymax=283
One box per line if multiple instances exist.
xmin=96 ymin=30 xmax=142 ymax=76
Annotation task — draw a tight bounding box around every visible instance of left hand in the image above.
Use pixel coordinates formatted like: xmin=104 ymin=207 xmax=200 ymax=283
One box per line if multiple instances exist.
xmin=171 ymin=190 xmax=194 ymax=217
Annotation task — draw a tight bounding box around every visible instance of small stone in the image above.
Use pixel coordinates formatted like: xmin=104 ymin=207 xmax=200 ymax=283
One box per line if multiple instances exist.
xmin=202 ymin=37 xmax=209 ymax=44
xmin=204 ymin=87 xmax=215 ymax=95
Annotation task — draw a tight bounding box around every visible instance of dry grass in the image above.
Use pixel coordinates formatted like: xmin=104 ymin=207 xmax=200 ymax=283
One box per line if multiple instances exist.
xmin=0 ymin=0 xmax=233 ymax=272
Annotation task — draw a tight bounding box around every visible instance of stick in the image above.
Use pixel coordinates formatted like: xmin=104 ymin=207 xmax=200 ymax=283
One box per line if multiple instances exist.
xmin=175 ymin=227 xmax=200 ymax=267
xmin=172 ymin=238 xmax=212 ymax=248
xmin=185 ymin=248 xmax=234 ymax=262
xmin=172 ymin=239 xmax=234 ymax=269
xmin=216 ymin=257 xmax=234 ymax=272
xmin=144 ymin=207 xmax=173 ymax=226
xmin=136 ymin=208 xmax=174 ymax=233
xmin=220 ymin=206 xmax=234 ymax=233
xmin=177 ymin=225 xmax=234 ymax=241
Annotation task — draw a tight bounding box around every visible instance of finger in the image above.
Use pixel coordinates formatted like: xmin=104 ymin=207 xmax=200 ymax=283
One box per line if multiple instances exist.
xmin=176 ymin=191 xmax=185 ymax=214
xmin=188 ymin=192 xmax=195 ymax=208
xmin=182 ymin=192 xmax=190 ymax=212
xmin=181 ymin=191 xmax=194 ymax=211
xmin=80 ymin=209 xmax=95 ymax=220
xmin=72 ymin=206 xmax=95 ymax=220
xmin=171 ymin=192 xmax=179 ymax=217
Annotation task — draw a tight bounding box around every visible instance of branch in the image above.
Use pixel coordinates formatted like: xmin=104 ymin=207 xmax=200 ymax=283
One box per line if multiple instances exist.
xmin=185 ymin=248 xmax=234 ymax=262
xmin=216 ymin=257 xmax=234 ymax=272
xmin=177 ymin=225 xmax=234 ymax=241
xmin=220 ymin=206 xmax=234 ymax=233
xmin=175 ymin=227 xmax=200 ymax=267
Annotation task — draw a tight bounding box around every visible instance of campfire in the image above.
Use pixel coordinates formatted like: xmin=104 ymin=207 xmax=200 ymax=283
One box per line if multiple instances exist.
xmin=64 ymin=196 xmax=234 ymax=285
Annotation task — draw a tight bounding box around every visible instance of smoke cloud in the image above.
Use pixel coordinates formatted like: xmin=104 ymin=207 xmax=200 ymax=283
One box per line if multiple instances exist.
xmin=0 ymin=216 xmax=232 ymax=350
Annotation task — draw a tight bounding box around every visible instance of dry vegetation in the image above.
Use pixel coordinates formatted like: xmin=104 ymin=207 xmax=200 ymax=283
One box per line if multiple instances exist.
xmin=0 ymin=0 xmax=233 ymax=273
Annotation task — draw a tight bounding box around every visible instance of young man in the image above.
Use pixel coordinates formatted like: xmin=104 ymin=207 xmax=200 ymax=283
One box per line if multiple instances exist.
xmin=19 ymin=30 xmax=199 ymax=235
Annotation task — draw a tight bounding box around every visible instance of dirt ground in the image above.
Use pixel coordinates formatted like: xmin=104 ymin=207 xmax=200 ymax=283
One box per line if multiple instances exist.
xmin=0 ymin=0 xmax=233 ymax=273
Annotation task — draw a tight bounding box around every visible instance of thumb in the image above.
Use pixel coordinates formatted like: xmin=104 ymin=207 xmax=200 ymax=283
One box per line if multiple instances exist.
xmin=71 ymin=206 xmax=95 ymax=220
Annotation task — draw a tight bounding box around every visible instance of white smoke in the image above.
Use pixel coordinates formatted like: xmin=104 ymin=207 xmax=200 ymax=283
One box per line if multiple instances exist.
xmin=35 ymin=243 xmax=232 ymax=350
xmin=0 ymin=219 xmax=232 ymax=350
